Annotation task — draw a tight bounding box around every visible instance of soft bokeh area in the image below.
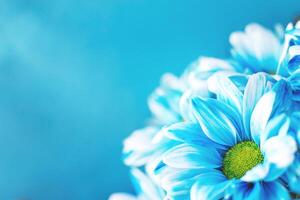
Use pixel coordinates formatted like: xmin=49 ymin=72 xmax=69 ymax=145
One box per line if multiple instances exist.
xmin=0 ymin=0 xmax=299 ymax=199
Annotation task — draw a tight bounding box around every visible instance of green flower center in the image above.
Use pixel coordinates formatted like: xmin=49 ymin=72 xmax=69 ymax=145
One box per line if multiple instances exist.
xmin=222 ymin=141 xmax=264 ymax=179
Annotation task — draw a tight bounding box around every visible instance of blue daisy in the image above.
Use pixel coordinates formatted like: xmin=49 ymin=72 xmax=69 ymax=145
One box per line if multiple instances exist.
xmin=119 ymin=22 xmax=300 ymax=200
xmin=229 ymin=23 xmax=283 ymax=75
xmin=123 ymin=58 xmax=238 ymax=167
xmin=154 ymin=73 xmax=297 ymax=199
xmin=122 ymin=58 xmax=239 ymax=200
xmin=123 ymin=23 xmax=285 ymax=169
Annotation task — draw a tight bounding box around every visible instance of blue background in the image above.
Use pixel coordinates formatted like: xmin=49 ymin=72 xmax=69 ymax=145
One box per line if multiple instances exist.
xmin=0 ymin=0 xmax=298 ymax=199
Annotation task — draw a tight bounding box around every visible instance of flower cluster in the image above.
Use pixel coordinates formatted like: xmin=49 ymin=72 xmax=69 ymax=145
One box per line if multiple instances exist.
xmin=110 ymin=22 xmax=300 ymax=200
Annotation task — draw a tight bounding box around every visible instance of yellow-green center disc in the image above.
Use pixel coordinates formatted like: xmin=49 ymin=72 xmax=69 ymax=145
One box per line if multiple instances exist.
xmin=222 ymin=141 xmax=264 ymax=179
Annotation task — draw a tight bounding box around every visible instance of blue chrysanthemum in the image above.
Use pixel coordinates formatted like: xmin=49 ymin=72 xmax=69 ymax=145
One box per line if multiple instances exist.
xmin=123 ymin=23 xmax=286 ymax=169
xmin=113 ymin=22 xmax=300 ymax=200
xmin=123 ymin=58 xmax=238 ymax=168
xmin=230 ymin=23 xmax=283 ymax=75
xmin=154 ymin=73 xmax=297 ymax=199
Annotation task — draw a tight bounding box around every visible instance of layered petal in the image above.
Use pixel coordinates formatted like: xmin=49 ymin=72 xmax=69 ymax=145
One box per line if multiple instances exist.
xmin=288 ymin=69 xmax=300 ymax=101
xmin=230 ymin=23 xmax=282 ymax=74
xmin=262 ymin=135 xmax=297 ymax=168
xmin=130 ymin=168 xmax=164 ymax=200
xmin=163 ymin=144 xmax=222 ymax=169
xmin=243 ymin=73 xmax=273 ymax=140
xmin=191 ymin=97 xmax=243 ymax=146
xmin=123 ymin=126 xmax=159 ymax=166
xmin=108 ymin=193 xmax=137 ymax=200
xmin=259 ymin=181 xmax=290 ymax=200
xmin=191 ymin=169 xmax=233 ymax=200
xmin=230 ymin=181 xmax=290 ymax=200
xmin=148 ymin=73 xmax=184 ymax=125
xmin=207 ymin=74 xmax=243 ymax=114
xmin=285 ymin=153 xmax=300 ymax=194
xmin=161 ymin=168 xmax=204 ymax=200
xmin=162 ymin=122 xmax=226 ymax=150
xmin=259 ymin=114 xmax=290 ymax=148
xmin=250 ymin=80 xmax=292 ymax=145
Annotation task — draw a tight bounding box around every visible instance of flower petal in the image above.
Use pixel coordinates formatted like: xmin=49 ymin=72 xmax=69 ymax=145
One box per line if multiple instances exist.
xmin=241 ymin=163 xmax=269 ymax=182
xmin=130 ymin=168 xmax=164 ymax=200
xmin=108 ymin=193 xmax=137 ymax=200
xmin=161 ymin=168 xmax=207 ymax=199
xmin=191 ymin=97 xmax=243 ymax=146
xmin=285 ymin=153 xmax=300 ymax=194
xmin=163 ymin=144 xmax=222 ymax=169
xmin=250 ymin=80 xmax=292 ymax=145
xmin=230 ymin=23 xmax=281 ymax=74
xmin=191 ymin=169 xmax=233 ymax=200
xmin=259 ymin=181 xmax=291 ymax=200
xmin=163 ymin=122 xmax=226 ymax=150
xmin=231 ymin=181 xmax=290 ymax=200
xmin=148 ymin=73 xmax=183 ymax=124
xmin=263 ymin=135 xmax=297 ymax=168
xmin=288 ymin=69 xmax=300 ymax=101
xmin=161 ymin=168 xmax=203 ymax=192
xmin=241 ymin=162 xmax=287 ymax=182
xmin=207 ymin=73 xmax=243 ymax=114
xmin=229 ymin=181 xmax=261 ymax=200
xmin=123 ymin=126 xmax=159 ymax=166
xmin=260 ymin=114 xmax=290 ymax=147
xmin=243 ymin=73 xmax=273 ymax=140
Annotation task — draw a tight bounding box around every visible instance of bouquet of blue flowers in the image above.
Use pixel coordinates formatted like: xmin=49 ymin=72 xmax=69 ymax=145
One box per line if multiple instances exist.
xmin=110 ymin=22 xmax=300 ymax=200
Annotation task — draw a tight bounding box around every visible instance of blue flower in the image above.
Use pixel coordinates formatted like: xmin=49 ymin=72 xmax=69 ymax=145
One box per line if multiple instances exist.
xmin=109 ymin=168 xmax=164 ymax=200
xmin=154 ymin=73 xmax=297 ymax=199
xmin=118 ymin=22 xmax=300 ymax=200
xmin=229 ymin=23 xmax=283 ymax=74
xmin=124 ymin=58 xmax=238 ymax=167
xmin=123 ymin=23 xmax=285 ymax=169
xmin=122 ymin=58 xmax=239 ymax=199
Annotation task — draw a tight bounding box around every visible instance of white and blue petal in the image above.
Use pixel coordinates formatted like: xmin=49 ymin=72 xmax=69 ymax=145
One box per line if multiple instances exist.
xmin=123 ymin=126 xmax=160 ymax=166
xmin=288 ymin=69 xmax=300 ymax=101
xmin=162 ymin=122 xmax=226 ymax=150
xmin=241 ymin=163 xmax=270 ymax=182
xmin=191 ymin=97 xmax=243 ymax=146
xmin=243 ymin=135 xmax=298 ymax=182
xmin=262 ymin=135 xmax=297 ymax=168
xmin=108 ymin=193 xmax=137 ymax=200
xmin=230 ymin=23 xmax=282 ymax=74
xmin=245 ymin=135 xmax=297 ymax=182
xmin=161 ymin=168 xmax=204 ymax=200
xmin=162 ymin=144 xmax=222 ymax=169
xmin=250 ymin=80 xmax=292 ymax=145
xmin=243 ymin=73 xmax=273 ymax=140
xmin=191 ymin=169 xmax=234 ymax=200
xmin=207 ymin=73 xmax=243 ymax=114
xmin=184 ymin=56 xmax=236 ymax=86
xmin=229 ymin=181 xmax=261 ymax=200
xmin=259 ymin=181 xmax=290 ymax=200
xmin=130 ymin=168 xmax=165 ymax=200
xmin=148 ymin=73 xmax=184 ymax=125
xmin=230 ymin=181 xmax=290 ymax=200
xmin=285 ymin=153 xmax=300 ymax=194
xmin=260 ymin=113 xmax=290 ymax=148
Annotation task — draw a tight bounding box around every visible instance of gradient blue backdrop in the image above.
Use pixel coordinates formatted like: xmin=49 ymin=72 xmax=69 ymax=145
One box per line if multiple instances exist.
xmin=0 ymin=0 xmax=298 ymax=199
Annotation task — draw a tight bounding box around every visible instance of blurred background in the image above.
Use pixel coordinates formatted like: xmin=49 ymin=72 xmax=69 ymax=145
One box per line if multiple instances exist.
xmin=0 ymin=0 xmax=298 ymax=199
